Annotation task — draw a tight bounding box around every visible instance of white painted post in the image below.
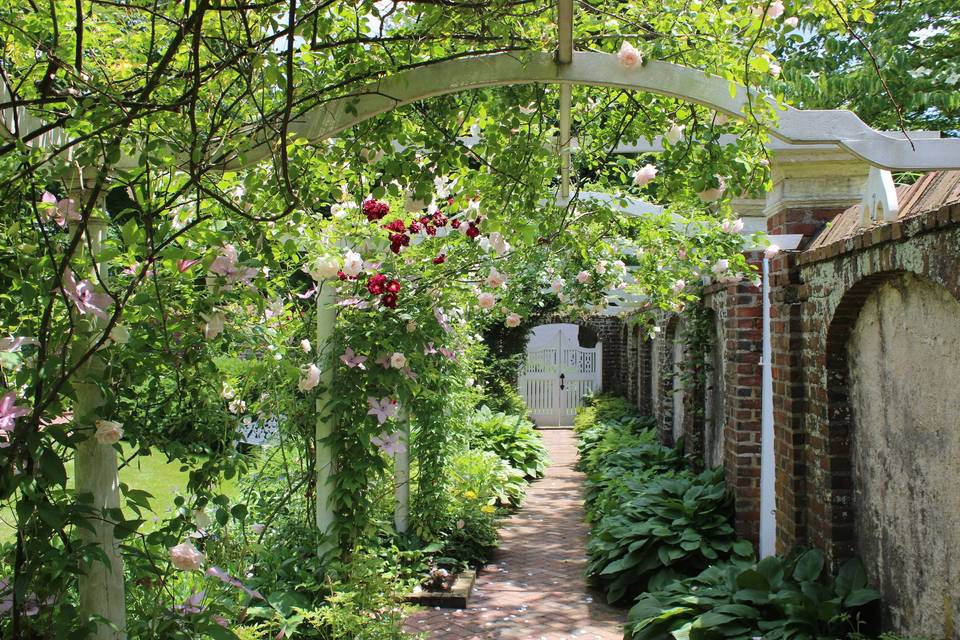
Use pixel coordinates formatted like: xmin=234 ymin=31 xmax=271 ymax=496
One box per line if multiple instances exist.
xmin=394 ymin=415 xmax=409 ymax=534
xmin=759 ymin=257 xmax=777 ymax=558
xmin=69 ymin=171 xmax=127 ymax=639
xmin=315 ymin=282 xmax=337 ymax=556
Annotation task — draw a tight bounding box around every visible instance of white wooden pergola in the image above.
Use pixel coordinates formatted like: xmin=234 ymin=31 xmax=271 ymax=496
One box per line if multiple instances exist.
xmin=4 ymin=2 xmax=960 ymax=637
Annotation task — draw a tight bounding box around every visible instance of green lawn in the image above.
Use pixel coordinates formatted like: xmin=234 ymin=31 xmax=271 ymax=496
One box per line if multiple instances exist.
xmin=0 ymin=446 xmax=241 ymax=543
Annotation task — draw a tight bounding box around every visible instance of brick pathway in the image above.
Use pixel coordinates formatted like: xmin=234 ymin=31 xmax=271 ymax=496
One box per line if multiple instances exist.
xmin=405 ymin=429 xmax=625 ymax=640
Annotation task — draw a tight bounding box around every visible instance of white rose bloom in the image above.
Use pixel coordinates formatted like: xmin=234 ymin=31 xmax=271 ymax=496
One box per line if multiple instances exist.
xmin=94 ymin=420 xmax=123 ymax=445
xmin=341 ymin=250 xmax=364 ymax=277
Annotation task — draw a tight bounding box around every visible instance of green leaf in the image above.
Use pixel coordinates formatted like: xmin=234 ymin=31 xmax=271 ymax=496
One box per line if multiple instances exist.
xmin=844 ymin=588 xmax=881 ymax=607
xmin=792 ymin=549 xmax=825 ymax=582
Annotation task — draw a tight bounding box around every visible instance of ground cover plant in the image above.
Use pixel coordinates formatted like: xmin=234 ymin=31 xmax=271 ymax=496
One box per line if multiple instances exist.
xmin=626 ymin=550 xmax=881 ymax=640
xmin=574 ymin=399 xmax=885 ymax=640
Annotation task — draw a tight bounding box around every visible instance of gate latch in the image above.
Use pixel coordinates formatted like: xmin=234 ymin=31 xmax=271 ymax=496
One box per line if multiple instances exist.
xmin=559 ymin=372 xmax=565 ymax=390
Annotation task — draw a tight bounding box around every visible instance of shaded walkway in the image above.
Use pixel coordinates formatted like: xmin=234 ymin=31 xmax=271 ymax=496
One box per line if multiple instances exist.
xmin=405 ymin=429 xmax=624 ymax=639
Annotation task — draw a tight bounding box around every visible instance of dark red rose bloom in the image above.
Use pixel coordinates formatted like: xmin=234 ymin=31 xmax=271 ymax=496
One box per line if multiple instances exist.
xmin=363 ymin=198 xmax=390 ymax=222
xmin=337 ymin=270 xmax=348 ymax=281
xmin=381 ymin=293 xmax=398 ymax=308
xmin=386 ymin=279 xmax=401 ymax=294
xmin=389 ymin=233 xmax=410 ymax=246
xmin=433 ymin=254 xmax=446 ymax=264
xmin=390 ymin=242 xmax=402 ymax=254
xmin=419 ymin=216 xmax=431 ymax=225
xmin=367 ymin=273 xmax=388 ymax=295
xmin=383 ymin=219 xmax=406 ymax=233
xmin=450 ymin=219 xmax=461 ymax=229
xmin=432 ymin=212 xmax=448 ymax=227
xmin=465 ymin=225 xmax=480 ymax=239
xmin=425 ymin=225 xmax=437 ymax=236
xmin=408 ymin=221 xmax=422 ymax=234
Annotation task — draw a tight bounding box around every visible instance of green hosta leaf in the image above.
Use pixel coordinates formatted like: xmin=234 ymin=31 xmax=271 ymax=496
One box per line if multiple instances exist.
xmin=844 ymin=588 xmax=881 ymax=607
xmin=792 ymin=549 xmax=825 ymax=582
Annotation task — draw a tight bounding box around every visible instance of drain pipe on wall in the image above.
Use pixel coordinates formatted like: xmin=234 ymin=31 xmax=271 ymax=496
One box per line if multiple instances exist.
xmin=759 ymin=255 xmax=777 ymax=559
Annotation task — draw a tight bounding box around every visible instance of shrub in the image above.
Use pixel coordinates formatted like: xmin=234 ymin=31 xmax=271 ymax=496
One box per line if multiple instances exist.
xmin=239 ymin=548 xmax=414 ymax=639
xmin=574 ymin=394 xmax=640 ymax=434
xmin=449 ymin=449 xmax=526 ymax=509
xmin=626 ymin=550 xmax=881 ymax=640
xmin=437 ymin=498 xmax=500 ymax=567
xmin=468 ymin=405 xmax=549 ymax=479
xmin=586 ymin=468 xmax=748 ymax=604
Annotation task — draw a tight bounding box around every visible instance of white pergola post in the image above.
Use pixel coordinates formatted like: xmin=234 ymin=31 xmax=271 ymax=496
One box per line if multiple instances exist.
xmin=759 ymin=257 xmax=776 ymax=558
xmin=315 ymin=282 xmax=337 ymax=555
xmin=69 ymin=171 xmax=127 ymax=640
xmin=394 ymin=415 xmax=410 ymax=534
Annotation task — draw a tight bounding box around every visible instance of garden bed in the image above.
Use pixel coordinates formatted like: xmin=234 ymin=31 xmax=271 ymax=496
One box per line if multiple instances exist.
xmin=405 ymin=569 xmax=477 ymax=609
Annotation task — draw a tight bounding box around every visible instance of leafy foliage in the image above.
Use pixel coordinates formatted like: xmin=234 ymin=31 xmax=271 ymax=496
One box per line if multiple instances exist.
xmin=626 ymin=550 xmax=881 ymax=640
xmin=469 ymin=405 xmax=549 ymax=479
xmin=780 ymin=0 xmax=960 ymax=133
xmin=587 ymin=469 xmax=750 ymax=604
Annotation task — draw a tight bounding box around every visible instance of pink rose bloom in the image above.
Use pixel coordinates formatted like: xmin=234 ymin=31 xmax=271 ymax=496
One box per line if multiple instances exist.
xmin=486 ymin=268 xmax=507 ymax=288
xmin=390 ymin=352 xmax=407 ymax=369
xmin=672 ymin=279 xmax=686 ymax=293
xmin=576 ymin=271 xmax=592 ymax=284
xmin=169 ymin=542 xmax=204 ymax=571
xmin=300 ymin=339 xmax=311 ymax=353
xmin=697 ymin=176 xmax=726 ymax=203
xmin=201 ymin=310 xmax=225 ymax=340
xmin=477 ymin=292 xmax=496 ymax=309
xmin=784 ymin=16 xmax=799 ymax=27
xmin=665 ymin=123 xmax=685 ymax=145
xmin=94 ymin=420 xmax=123 ymax=445
xmin=550 ymin=280 xmax=564 ymax=293
xmin=764 ymin=244 xmax=781 ymax=260
xmin=632 ymin=164 xmax=657 ymax=187
xmin=298 ymin=364 xmax=321 ymax=392
xmin=617 ymin=41 xmax=642 ymax=68
xmin=711 ymin=259 xmax=730 ymax=275
xmin=505 ymin=313 xmax=522 ymax=328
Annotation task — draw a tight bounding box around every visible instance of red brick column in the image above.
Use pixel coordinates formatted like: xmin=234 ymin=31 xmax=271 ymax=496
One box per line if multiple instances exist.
xmin=764 ymin=148 xmax=869 ymax=553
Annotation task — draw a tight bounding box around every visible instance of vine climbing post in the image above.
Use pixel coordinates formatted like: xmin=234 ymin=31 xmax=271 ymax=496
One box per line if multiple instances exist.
xmin=69 ymin=169 xmax=127 ymax=640
xmin=315 ymin=281 xmax=337 ymax=556
xmin=394 ymin=414 xmax=410 ymax=534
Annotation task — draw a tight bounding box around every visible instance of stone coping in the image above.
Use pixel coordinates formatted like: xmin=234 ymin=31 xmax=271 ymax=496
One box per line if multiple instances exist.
xmin=798 ymin=202 xmax=960 ymax=267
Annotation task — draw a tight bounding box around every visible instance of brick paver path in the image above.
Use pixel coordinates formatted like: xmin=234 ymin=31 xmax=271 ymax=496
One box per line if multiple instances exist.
xmin=405 ymin=429 xmax=625 ymax=640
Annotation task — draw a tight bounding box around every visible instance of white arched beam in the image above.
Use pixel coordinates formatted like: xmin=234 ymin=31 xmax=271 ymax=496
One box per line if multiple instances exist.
xmin=228 ymin=51 xmax=960 ymax=172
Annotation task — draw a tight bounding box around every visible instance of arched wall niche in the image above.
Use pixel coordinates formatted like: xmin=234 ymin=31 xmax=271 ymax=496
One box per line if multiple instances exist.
xmin=702 ymin=309 xmax=726 ymax=469
xmin=824 ymin=271 xmax=960 ymax=639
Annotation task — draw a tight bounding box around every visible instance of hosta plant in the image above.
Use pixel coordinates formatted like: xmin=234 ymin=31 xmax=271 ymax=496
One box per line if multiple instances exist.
xmin=587 ymin=468 xmax=749 ymax=604
xmin=468 ymin=405 xmax=549 ymax=479
xmin=626 ymin=549 xmax=881 ymax=640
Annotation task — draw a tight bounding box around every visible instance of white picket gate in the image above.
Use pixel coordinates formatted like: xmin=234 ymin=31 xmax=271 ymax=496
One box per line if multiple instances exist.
xmin=518 ymin=324 xmax=602 ymax=427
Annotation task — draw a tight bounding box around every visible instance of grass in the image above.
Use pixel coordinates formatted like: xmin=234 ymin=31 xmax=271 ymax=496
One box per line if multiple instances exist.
xmin=0 ymin=445 xmax=241 ymax=544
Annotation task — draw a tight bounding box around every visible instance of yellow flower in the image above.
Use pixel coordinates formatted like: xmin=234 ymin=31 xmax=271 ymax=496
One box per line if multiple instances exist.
xmin=462 ymin=490 xmax=477 ymax=500
xmin=480 ymin=505 xmax=495 ymax=514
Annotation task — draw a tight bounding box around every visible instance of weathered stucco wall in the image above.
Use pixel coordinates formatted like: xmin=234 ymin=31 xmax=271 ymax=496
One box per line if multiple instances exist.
xmin=847 ymin=274 xmax=960 ymax=638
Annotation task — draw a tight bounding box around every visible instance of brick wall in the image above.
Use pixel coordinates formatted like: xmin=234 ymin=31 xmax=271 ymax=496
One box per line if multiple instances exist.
xmin=798 ymin=203 xmax=960 ymax=567
xmin=580 ymin=315 xmax=627 ymax=396
xmin=702 ymin=277 xmax=764 ymax=544
xmin=766 ymin=206 xmax=847 ymax=552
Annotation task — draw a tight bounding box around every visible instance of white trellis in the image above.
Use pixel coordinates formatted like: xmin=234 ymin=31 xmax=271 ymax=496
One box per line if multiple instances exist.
xmin=518 ymin=324 xmax=602 ymax=427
